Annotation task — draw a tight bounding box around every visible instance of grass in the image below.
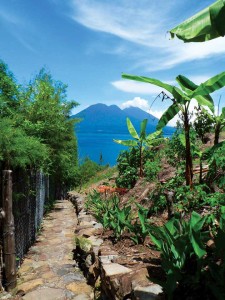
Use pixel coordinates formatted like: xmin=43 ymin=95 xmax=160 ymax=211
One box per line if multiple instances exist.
xmin=75 ymin=166 xmax=117 ymax=192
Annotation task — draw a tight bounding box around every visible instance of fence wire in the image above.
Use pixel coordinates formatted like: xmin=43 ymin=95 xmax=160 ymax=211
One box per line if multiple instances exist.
xmin=0 ymin=169 xmax=55 ymax=290
xmin=12 ymin=170 xmax=51 ymax=267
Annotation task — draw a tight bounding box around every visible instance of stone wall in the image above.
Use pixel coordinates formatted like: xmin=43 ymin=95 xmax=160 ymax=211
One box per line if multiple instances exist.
xmin=67 ymin=192 xmax=163 ymax=300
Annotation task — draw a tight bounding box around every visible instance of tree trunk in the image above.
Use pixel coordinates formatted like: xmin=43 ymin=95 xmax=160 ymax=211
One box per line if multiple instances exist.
xmin=199 ymin=158 xmax=203 ymax=184
xmin=184 ymin=113 xmax=193 ymax=187
xmin=139 ymin=143 xmax=144 ymax=177
xmin=214 ymin=123 xmax=221 ymax=145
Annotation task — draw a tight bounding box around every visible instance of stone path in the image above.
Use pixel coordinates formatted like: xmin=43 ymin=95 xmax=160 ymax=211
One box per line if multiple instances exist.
xmin=13 ymin=200 xmax=93 ymax=300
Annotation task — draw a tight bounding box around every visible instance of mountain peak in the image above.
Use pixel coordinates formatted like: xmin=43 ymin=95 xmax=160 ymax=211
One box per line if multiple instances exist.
xmin=71 ymin=103 xmax=160 ymax=133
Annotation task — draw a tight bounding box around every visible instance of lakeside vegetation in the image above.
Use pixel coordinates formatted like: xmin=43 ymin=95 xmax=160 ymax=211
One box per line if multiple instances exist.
xmin=1 ymin=3 xmax=225 ymax=296
xmin=82 ymin=73 xmax=225 ymax=299
xmin=0 ymin=60 xmax=79 ymax=198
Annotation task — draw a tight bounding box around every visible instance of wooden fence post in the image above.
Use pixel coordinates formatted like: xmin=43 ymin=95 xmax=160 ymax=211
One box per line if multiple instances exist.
xmin=2 ymin=170 xmax=17 ymax=291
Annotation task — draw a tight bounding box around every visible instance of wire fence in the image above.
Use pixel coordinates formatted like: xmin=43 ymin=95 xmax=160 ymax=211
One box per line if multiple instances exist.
xmin=0 ymin=169 xmax=53 ymax=290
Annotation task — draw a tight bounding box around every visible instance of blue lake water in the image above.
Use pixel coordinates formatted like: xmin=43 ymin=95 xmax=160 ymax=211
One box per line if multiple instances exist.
xmin=76 ymin=130 xmax=174 ymax=166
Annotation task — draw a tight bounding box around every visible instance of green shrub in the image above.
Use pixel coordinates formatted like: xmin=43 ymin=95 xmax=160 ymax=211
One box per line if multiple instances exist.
xmin=149 ymin=211 xmax=225 ymax=300
xmin=85 ymin=191 xmax=132 ymax=240
xmin=144 ymin=159 xmax=161 ymax=181
xmin=116 ymin=148 xmax=139 ymax=188
xmin=149 ymin=212 xmax=209 ymax=299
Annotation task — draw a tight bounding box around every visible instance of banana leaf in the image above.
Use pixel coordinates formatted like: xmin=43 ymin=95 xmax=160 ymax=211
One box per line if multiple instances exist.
xmin=176 ymin=75 xmax=214 ymax=112
xmin=140 ymin=119 xmax=148 ymax=140
xmin=122 ymin=73 xmax=188 ymax=101
xmin=126 ymin=117 xmax=139 ymax=140
xmin=191 ymin=71 xmax=225 ymax=103
xmin=222 ymin=107 xmax=225 ymax=118
xmin=113 ymin=139 xmax=137 ymax=147
xmin=156 ymin=103 xmax=180 ymax=130
xmin=170 ymin=0 xmax=225 ymax=42
xmin=146 ymin=129 xmax=162 ymax=144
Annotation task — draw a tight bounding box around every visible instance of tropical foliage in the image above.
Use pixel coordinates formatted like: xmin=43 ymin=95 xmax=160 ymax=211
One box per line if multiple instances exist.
xmin=122 ymin=72 xmax=225 ymax=186
xmin=114 ymin=117 xmax=163 ymax=177
xmin=170 ymin=0 xmax=225 ymax=42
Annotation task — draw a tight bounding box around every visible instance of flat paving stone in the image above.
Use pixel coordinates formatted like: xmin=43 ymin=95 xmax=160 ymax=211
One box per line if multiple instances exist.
xmin=22 ymin=287 xmax=64 ymax=300
xmin=14 ymin=200 xmax=92 ymax=299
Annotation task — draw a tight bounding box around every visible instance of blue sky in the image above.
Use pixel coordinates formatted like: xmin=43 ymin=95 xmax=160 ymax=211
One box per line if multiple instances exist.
xmin=1 ymin=0 xmax=225 ymax=125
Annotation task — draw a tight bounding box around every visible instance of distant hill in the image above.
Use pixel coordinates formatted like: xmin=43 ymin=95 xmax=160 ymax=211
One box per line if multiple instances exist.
xmin=71 ymin=103 xmax=174 ymax=136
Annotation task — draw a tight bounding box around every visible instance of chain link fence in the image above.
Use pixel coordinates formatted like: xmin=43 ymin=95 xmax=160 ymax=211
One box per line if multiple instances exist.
xmin=13 ymin=170 xmax=51 ymax=265
xmin=0 ymin=169 xmax=54 ymax=289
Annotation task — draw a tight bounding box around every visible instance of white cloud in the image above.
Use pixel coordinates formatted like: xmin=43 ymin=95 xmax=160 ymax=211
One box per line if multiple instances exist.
xmin=70 ymin=0 xmax=169 ymax=48
xmin=112 ymin=80 xmax=164 ymax=95
xmin=112 ymin=79 xmax=176 ymax=95
xmin=120 ymin=96 xmax=180 ymax=126
xmin=119 ymin=95 xmax=211 ymax=127
xmin=68 ymin=0 xmax=225 ymax=70
xmin=164 ymin=37 xmax=225 ymax=69
xmin=120 ymin=97 xmax=150 ymax=110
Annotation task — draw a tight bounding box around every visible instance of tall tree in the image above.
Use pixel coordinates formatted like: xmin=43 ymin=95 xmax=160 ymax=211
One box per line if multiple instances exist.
xmin=0 ymin=60 xmax=19 ymax=118
xmin=22 ymin=69 xmax=79 ymax=196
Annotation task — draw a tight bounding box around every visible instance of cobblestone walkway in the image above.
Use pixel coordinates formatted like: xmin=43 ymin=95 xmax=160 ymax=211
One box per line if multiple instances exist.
xmin=13 ymin=200 xmax=92 ymax=300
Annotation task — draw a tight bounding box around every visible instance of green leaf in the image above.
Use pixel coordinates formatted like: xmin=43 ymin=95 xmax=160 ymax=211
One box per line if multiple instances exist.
xmin=190 ymin=211 xmax=206 ymax=232
xmin=221 ymin=107 xmax=225 ymax=118
xmin=176 ymin=75 xmax=198 ymax=94
xmin=194 ymin=95 xmax=215 ymax=112
xmin=146 ymin=130 xmax=162 ymax=141
xmin=149 ymin=233 xmax=162 ymax=249
xmin=189 ymin=212 xmax=207 ymax=258
xmin=122 ymin=73 xmax=175 ymax=94
xmin=178 ymin=133 xmax=185 ymax=147
xmin=122 ymin=73 xmax=187 ymax=101
xmin=170 ymin=0 xmax=225 ymax=42
xmin=156 ymin=103 xmax=180 ymax=130
xmin=190 ymin=229 xmax=207 ymax=258
xmin=113 ymin=139 xmax=137 ymax=147
xmin=140 ymin=119 xmax=148 ymax=140
xmin=126 ymin=117 xmax=139 ymax=139
xmin=176 ymin=75 xmax=215 ymax=111
xmin=203 ymin=140 xmax=225 ymax=160
xmin=191 ymin=71 xmax=225 ymax=102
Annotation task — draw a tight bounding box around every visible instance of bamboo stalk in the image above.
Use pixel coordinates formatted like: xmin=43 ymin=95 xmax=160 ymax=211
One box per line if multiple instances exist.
xmin=2 ymin=170 xmax=17 ymax=291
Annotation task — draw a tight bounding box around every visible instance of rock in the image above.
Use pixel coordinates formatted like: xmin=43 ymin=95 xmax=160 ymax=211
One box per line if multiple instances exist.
xmin=78 ymin=228 xmax=97 ymax=237
xmin=78 ymin=215 xmax=95 ymax=223
xmin=102 ymin=263 xmax=132 ymax=277
xmin=66 ymin=282 xmax=92 ymax=295
xmin=79 ymin=221 xmax=94 ymax=226
xmin=72 ymin=294 xmax=90 ymax=300
xmin=99 ymin=255 xmax=119 ymax=264
xmin=87 ymin=236 xmax=103 ymax=247
xmin=17 ymin=278 xmax=44 ymax=292
xmin=131 ymin=268 xmax=150 ymax=289
xmin=133 ymin=284 xmax=163 ymax=300
xmin=22 ymin=287 xmax=64 ymax=300
xmin=93 ymin=223 xmax=103 ymax=229
xmin=75 ymin=236 xmax=92 ymax=252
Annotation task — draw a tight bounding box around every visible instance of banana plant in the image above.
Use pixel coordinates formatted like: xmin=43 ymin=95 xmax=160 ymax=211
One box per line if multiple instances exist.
xmin=201 ymin=106 xmax=225 ymax=145
xmin=122 ymin=72 xmax=225 ymax=186
xmin=114 ymin=117 xmax=163 ymax=177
